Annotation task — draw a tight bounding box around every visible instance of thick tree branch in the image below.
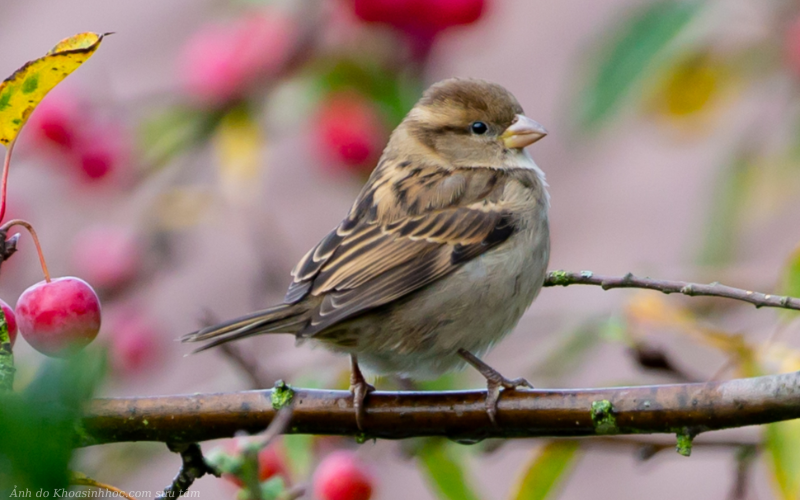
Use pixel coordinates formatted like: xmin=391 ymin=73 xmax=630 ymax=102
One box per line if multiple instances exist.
xmin=544 ymin=270 xmax=800 ymax=311
xmin=80 ymin=370 xmax=800 ymax=446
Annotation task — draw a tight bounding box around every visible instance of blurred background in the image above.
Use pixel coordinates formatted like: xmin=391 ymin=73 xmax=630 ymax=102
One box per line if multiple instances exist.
xmin=3 ymin=0 xmax=800 ymax=498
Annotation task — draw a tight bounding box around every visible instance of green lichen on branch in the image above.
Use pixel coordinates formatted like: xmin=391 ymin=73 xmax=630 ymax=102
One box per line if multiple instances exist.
xmin=591 ymin=399 xmax=618 ymax=434
xmin=0 ymin=307 xmax=14 ymax=393
xmin=675 ymin=428 xmax=694 ymax=457
xmin=271 ymin=380 xmax=294 ymax=411
xmin=548 ymin=270 xmax=570 ymax=286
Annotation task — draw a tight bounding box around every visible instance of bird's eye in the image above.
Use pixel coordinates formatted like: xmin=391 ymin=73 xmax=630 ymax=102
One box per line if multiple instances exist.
xmin=470 ymin=121 xmax=488 ymax=135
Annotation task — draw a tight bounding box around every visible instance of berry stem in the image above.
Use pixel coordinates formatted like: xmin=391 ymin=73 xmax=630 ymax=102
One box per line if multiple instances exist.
xmin=0 ymin=138 xmax=17 ymax=223
xmin=0 ymin=219 xmax=51 ymax=283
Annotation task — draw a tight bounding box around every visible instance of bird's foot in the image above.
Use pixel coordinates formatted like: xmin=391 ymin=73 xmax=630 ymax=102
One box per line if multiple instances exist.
xmin=457 ymin=348 xmax=533 ymax=425
xmin=349 ymin=355 xmax=375 ymax=431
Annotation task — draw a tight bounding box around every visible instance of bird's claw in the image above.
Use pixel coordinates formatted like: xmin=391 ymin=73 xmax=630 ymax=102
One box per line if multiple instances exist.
xmin=349 ymin=354 xmax=375 ymax=430
xmin=456 ymin=348 xmax=533 ymax=426
xmin=485 ymin=376 xmax=532 ymax=425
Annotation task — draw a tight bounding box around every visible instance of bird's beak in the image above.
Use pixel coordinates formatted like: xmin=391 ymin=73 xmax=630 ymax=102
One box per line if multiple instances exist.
xmin=501 ymin=114 xmax=547 ymax=149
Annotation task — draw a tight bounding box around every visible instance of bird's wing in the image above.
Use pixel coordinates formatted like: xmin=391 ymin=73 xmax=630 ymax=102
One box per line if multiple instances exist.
xmin=285 ymin=162 xmax=540 ymax=335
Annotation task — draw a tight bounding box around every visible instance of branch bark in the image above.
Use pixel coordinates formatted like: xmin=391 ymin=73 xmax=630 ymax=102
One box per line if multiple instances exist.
xmin=544 ymin=270 xmax=800 ymax=311
xmin=80 ymin=370 xmax=800 ymax=446
xmin=155 ymin=443 xmax=216 ymax=499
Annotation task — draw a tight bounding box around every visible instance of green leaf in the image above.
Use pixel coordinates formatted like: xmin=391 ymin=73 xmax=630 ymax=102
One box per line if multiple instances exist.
xmin=0 ymin=306 xmax=13 ymax=393
xmin=314 ymin=58 xmax=420 ymax=126
xmin=534 ymin=322 xmax=602 ymax=380
xmin=698 ymin=149 xmax=753 ymax=266
xmin=139 ymin=105 xmax=221 ymax=167
xmin=0 ymin=350 xmax=106 ymax=495
xmin=780 ymin=247 xmax=800 ymax=307
xmin=578 ymin=0 xmax=702 ymax=129
xmin=509 ymin=441 xmax=581 ymax=500
xmin=283 ymin=434 xmax=314 ymax=479
xmin=418 ymin=439 xmax=483 ymax=500
xmin=765 ymin=420 xmax=800 ymax=499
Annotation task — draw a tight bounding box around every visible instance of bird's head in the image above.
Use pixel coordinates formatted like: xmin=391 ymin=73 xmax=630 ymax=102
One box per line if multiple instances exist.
xmin=397 ymin=78 xmax=547 ymax=169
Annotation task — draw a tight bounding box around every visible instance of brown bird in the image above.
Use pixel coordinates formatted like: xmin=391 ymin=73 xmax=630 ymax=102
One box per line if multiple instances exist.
xmin=183 ymin=78 xmax=550 ymax=428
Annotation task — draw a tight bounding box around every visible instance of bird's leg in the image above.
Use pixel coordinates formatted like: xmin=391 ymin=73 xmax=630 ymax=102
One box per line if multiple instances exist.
xmin=349 ymin=354 xmax=375 ymax=431
xmin=457 ymin=348 xmax=533 ymax=425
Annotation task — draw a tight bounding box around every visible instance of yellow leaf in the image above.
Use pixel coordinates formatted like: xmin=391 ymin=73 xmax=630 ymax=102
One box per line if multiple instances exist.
xmin=655 ymin=51 xmax=728 ymax=117
xmin=69 ymin=470 xmax=135 ymax=500
xmin=625 ymin=292 xmax=758 ymax=376
xmin=154 ymin=186 xmax=213 ymax=230
xmin=213 ymin=107 xmax=264 ymax=203
xmin=0 ymin=32 xmax=107 ymax=146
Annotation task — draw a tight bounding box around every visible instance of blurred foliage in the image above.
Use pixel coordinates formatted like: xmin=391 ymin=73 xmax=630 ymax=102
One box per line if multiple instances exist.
xmin=509 ymin=441 xmax=581 ymax=500
xmin=0 ymin=350 xmax=106 ymax=496
xmin=649 ymin=49 xmax=729 ymax=118
xmin=533 ymin=321 xmax=603 ymax=381
xmin=579 ymin=0 xmax=702 ymax=129
xmin=698 ymin=149 xmax=753 ymax=267
xmin=315 ymin=58 xmax=421 ymax=127
xmin=418 ymin=439 xmax=483 ymax=500
xmin=781 ymin=246 xmax=800 ymax=310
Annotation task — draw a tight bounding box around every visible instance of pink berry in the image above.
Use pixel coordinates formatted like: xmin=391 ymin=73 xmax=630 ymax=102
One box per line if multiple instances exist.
xmin=16 ymin=277 xmax=101 ymax=358
xmin=313 ymin=451 xmax=374 ymax=500
xmin=26 ymin=91 xmax=82 ymax=151
xmin=71 ymin=124 xmax=129 ymax=183
xmin=71 ymin=226 xmax=141 ymax=290
xmin=107 ymin=308 xmax=159 ymax=375
xmin=180 ymin=12 xmax=295 ymax=105
xmin=0 ymin=299 xmax=18 ymax=348
xmin=315 ymin=93 xmax=386 ymax=173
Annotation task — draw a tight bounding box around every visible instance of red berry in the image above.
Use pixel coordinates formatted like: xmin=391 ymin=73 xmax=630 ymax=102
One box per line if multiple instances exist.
xmin=427 ymin=0 xmax=484 ymax=29
xmin=16 ymin=277 xmax=102 ymax=358
xmin=107 ymin=307 xmax=159 ymax=375
xmin=257 ymin=445 xmax=288 ymax=482
xmin=224 ymin=441 xmax=290 ymax=487
xmin=71 ymin=226 xmax=141 ymax=290
xmin=313 ymin=451 xmax=374 ymax=500
xmin=315 ymin=93 xmax=386 ymax=173
xmin=352 ymin=0 xmax=486 ymax=32
xmin=0 ymin=299 xmax=18 ymax=348
xmin=180 ymin=12 xmax=296 ymax=105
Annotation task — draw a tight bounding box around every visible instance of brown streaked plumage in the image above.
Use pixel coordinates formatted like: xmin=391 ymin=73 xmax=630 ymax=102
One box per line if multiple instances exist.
xmin=184 ymin=78 xmax=550 ymax=427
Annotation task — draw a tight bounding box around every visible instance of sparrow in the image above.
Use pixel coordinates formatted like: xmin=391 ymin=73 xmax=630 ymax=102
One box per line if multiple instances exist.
xmin=183 ymin=78 xmax=550 ymax=428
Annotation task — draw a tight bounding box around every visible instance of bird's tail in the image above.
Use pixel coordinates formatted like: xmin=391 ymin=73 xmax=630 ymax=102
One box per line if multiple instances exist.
xmin=182 ymin=303 xmax=308 ymax=353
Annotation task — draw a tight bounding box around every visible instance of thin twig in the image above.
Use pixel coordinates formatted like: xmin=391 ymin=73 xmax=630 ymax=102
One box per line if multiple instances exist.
xmin=70 ymin=472 xmax=136 ymax=500
xmin=0 ymin=219 xmax=51 ymax=282
xmin=544 ymin=270 xmax=800 ymax=311
xmin=201 ymin=311 xmax=271 ymax=389
xmin=155 ymin=443 xmax=217 ymax=499
xmin=80 ymin=370 xmax=800 ymax=445
xmin=203 ymin=408 xmax=294 ymax=500
xmin=728 ymin=445 xmax=758 ymax=500
xmin=219 ymin=343 xmax=271 ymax=389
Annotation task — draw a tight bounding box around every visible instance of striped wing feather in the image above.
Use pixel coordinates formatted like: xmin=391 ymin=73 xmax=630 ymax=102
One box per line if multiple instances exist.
xmin=285 ymin=163 xmax=521 ymax=336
